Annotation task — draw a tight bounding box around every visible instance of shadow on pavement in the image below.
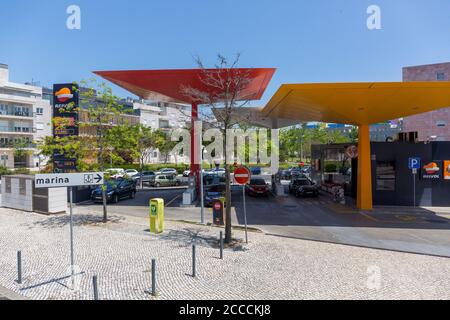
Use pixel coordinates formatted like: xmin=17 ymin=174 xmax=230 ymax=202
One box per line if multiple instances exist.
xmin=28 ymin=214 xmax=124 ymax=229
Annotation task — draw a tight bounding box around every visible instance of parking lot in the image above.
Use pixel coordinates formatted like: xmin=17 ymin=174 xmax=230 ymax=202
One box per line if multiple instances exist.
xmin=77 ymin=175 xmax=450 ymax=258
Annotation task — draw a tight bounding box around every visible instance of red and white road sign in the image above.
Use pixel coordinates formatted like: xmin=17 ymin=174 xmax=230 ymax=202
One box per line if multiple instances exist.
xmin=214 ymin=201 xmax=222 ymax=211
xmin=234 ymin=166 xmax=251 ymax=185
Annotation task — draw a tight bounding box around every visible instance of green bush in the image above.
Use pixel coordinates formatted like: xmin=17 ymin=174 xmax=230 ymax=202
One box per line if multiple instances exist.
xmin=324 ymin=163 xmax=338 ymax=173
xmin=0 ymin=166 xmax=12 ymax=176
xmin=13 ymin=168 xmax=31 ymax=175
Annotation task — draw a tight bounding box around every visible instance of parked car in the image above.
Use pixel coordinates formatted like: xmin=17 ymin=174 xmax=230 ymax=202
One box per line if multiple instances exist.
xmin=246 ymin=178 xmax=270 ymax=197
xmin=204 ymin=184 xmax=226 ymax=207
xmin=151 ymin=174 xmax=181 ymax=187
xmin=204 ymin=174 xmax=226 ymax=186
xmin=250 ymin=167 xmax=262 ymax=175
xmin=132 ymin=171 xmax=156 ymax=184
xmin=290 ymin=168 xmax=305 ymax=178
xmin=301 ymin=165 xmax=312 ymax=175
xmin=91 ymin=178 xmax=136 ymax=203
xmin=289 ymin=177 xmax=310 ymax=193
xmin=156 ymin=168 xmax=178 ymax=176
xmin=105 ymin=168 xmax=125 ymax=179
xmin=124 ymin=169 xmax=139 ymax=177
xmin=183 ymin=170 xmax=191 ymax=177
xmin=279 ymin=169 xmax=292 ymax=180
xmin=290 ymin=178 xmax=319 ymax=197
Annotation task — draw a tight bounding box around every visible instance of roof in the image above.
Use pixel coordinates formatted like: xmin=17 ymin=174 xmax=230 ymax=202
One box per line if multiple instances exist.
xmin=93 ymin=68 xmax=276 ymax=104
xmin=262 ymin=82 xmax=450 ymax=127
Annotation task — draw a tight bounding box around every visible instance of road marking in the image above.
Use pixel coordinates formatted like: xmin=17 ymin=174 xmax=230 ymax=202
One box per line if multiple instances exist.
xmin=359 ymin=212 xmax=379 ymax=222
xmin=166 ymin=194 xmax=182 ymax=207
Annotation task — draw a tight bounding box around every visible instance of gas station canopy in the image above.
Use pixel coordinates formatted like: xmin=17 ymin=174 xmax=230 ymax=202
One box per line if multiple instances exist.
xmin=93 ymin=68 xmax=276 ymax=104
xmin=262 ymin=82 xmax=450 ymax=127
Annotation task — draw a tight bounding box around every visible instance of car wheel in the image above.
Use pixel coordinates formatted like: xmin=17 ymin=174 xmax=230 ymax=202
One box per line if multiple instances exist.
xmin=156 ymin=183 xmax=160 ymax=188
xmin=130 ymin=191 xmax=136 ymax=199
xmin=113 ymin=194 xmax=119 ymax=203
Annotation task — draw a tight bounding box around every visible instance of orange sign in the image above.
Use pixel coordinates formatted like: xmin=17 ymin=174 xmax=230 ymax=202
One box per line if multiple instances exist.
xmin=55 ymin=87 xmax=73 ymax=103
xmin=444 ymin=161 xmax=450 ymax=180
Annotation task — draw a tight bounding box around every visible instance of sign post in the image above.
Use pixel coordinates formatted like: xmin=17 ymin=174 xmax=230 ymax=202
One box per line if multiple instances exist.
xmin=234 ymin=166 xmax=251 ymax=243
xmin=35 ymin=172 xmax=104 ymax=289
xmin=408 ymin=158 xmax=421 ymax=207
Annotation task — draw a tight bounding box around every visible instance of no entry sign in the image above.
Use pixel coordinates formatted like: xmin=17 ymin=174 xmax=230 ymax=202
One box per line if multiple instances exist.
xmin=234 ymin=166 xmax=251 ymax=185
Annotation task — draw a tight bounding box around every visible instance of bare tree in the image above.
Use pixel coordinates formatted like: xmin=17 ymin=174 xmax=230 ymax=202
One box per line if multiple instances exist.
xmin=181 ymin=53 xmax=254 ymax=244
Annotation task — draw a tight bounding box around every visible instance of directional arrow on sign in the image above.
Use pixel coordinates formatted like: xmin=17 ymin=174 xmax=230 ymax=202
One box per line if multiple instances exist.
xmin=95 ymin=173 xmax=103 ymax=184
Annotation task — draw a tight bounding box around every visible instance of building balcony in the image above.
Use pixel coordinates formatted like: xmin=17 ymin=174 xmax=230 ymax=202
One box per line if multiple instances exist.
xmin=0 ymin=111 xmax=34 ymax=119
xmin=0 ymin=142 xmax=35 ymax=149
xmin=0 ymin=126 xmax=35 ymax=134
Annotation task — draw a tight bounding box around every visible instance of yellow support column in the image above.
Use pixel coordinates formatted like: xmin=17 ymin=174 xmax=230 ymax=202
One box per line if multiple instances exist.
xmin=357 ymin=124 xmax=373 ymax=210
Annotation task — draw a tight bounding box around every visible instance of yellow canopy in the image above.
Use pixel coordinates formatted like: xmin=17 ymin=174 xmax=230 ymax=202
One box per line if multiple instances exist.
xmin=263 ymin=82 xmax=450 ymax=126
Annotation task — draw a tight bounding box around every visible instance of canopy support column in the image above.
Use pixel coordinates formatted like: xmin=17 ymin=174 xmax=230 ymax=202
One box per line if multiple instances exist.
xmin=191 ymin=103 xmax=200 ymax=191
xmin=357 ymin=124 xmax=373 ymax=210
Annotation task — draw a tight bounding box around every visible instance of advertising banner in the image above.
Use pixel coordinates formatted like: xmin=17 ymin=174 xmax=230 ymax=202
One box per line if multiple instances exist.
xmin=52 ymin=83 xmax=79 ymax=172
xmin=444 ymin=160 xmax=450 ymax=180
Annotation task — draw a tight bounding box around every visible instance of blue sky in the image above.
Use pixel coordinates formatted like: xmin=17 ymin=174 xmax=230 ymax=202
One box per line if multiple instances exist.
xmin=1 ymin=0 xmax=450 ymax=104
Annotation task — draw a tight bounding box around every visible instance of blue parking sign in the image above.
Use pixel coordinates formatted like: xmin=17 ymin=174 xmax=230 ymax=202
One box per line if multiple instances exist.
xmin=408 ymin=157 xmax=421 ymax=170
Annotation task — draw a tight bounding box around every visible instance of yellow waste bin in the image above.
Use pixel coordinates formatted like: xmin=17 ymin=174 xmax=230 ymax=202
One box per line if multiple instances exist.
xmin=150 ymin=198 xmax=164 ymax=234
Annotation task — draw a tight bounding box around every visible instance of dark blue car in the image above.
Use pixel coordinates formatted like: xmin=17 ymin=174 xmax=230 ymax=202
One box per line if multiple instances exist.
xmin=91 ymin=179 xmax=136 ymax=203
xmin=250 ymin=167 xmax=262 ymax=175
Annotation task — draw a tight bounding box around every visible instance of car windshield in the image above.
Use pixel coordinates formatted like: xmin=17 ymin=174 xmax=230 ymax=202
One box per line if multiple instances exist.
xmin=143 ymin=171 xmax=154 ymax=175
xmin=295 ymin=179 xmax=311 ymax=186
xmin=250 ymin=179 xmax=266 ymax=186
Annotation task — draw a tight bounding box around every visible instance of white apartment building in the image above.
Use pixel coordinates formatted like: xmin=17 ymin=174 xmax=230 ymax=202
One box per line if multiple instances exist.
xmin=0 ymin=64 xmax=52 ymax=169
xmin=132 ymin=100 xmax=190 ymax=164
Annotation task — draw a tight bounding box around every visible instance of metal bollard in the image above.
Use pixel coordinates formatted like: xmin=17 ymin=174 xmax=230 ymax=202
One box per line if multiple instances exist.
xmin=92 ymin=275 xmax=99 ymax=300
xmin=220 ymin=231 xmax=224 ymax=260
xmin=192 ymin=244 xmax=196 ymax=278
xmin=17 ymin=251 xmax=22 ymax=284
xmin=151 ymin=259 xmax=157 ymax=296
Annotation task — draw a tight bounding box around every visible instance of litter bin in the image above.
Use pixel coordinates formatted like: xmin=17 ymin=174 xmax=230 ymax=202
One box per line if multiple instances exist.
xmin=150 ymin=198 xmax=164 ymax=233
xmin=212 ymin=197 xmax=225 ymax=226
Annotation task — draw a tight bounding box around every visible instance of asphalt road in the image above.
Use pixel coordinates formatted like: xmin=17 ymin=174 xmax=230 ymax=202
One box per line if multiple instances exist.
xmin=76 ymin=182 xmax=450 ymax=257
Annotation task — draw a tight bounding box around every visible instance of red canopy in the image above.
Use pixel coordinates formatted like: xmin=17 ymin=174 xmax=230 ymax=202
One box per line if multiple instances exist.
xmin=93 ymin=68 xmax=276 ymax=104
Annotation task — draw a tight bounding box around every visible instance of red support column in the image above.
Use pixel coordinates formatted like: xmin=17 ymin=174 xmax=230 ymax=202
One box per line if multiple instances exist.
xmin=191 ymin=103 xmax=200 ymax=191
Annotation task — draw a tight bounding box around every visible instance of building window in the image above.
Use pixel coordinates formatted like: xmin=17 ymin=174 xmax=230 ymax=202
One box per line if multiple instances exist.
xmin=36 ymin=122 xmax=44 ymax=130
xmin=36 ymin=107 xmax=44 ymax=115
xmin=437 ymin=72 xmax=445 ymax=80
xmin=436 ymin=120 xmax=446 ymax=127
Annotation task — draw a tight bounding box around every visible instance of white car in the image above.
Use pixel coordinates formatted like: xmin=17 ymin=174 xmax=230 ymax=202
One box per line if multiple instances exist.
xmin=156 ymin=168 xmax=178 ymax=176
xmin=106 ymin=168 xmax=125 ymax=179
xmin=183 ymin=170 xmax=191 ymax=177
xmin=124 ymin=169 xmax=139 ymax=177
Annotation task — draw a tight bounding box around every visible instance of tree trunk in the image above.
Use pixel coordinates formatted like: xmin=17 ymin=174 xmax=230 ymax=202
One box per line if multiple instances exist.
xmin=140 ymin=157 xmax=144 ymax=189
xmin=102 ymin=188 xmax=107 ymax=223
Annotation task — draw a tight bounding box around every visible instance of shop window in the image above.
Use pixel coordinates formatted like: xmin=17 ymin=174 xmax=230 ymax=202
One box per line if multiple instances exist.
xmin=376 ymin=161 xmax=396 ymax=191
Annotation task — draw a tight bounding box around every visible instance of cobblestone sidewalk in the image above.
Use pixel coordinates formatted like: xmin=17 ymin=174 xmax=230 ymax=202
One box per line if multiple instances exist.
xmin=0 ymin=208 xmax=449 ymax=300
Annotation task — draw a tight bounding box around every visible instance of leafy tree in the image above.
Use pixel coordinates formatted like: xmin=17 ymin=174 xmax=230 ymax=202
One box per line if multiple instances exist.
xmin=181 ymin=53 xmax=254 ymax=244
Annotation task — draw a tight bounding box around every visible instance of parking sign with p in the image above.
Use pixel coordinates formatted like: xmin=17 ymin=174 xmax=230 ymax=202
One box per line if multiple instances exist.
xmin=409 ymin=157 xmax=421 ymax=170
